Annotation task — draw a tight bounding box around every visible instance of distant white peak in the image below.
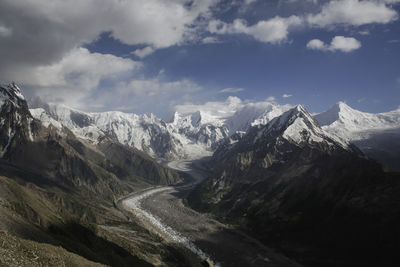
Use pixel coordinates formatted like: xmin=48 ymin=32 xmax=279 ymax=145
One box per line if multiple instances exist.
xmin=169 ymin=111 xmax=192 ymax=127
xmin=316 ymin=101 xmax=400 ymax=132
xmin=261 ymin=105 xmax=348 ymax=148
xmin=171 ymin=109 xmax=224 ymax=128
xmin=225 ymin=102 xmax=292 ymax=134
xmin=190 ymin=110 xmax=223 ymax=127
xmin=315 ymin=101 xmax=355 ymax=126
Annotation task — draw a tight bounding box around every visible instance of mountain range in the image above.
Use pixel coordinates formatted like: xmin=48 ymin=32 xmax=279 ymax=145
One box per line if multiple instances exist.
xmin=0 ymin=83 xmax=194 ymax=266
xmin=1 ymin=83 xmax=400 ymax=266
xmin=29 ymin=95 xmax=400 ymax=171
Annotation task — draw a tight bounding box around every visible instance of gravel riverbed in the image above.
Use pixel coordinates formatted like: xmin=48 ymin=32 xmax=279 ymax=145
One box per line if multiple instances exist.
xmin=123 ymin=159 xmax=300 ymax=267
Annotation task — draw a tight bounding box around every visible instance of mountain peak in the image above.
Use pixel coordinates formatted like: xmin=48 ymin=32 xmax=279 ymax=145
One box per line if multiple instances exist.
xmin=260 ymin=105 xmax=349 ymax=149
xmin=295 ymin=104 xmax=306 ymax=112
xmin=336 ymin=101 xmax=348 ymax=108
xmin=0 ymin=82 xmax=26 ymax=105
xmin=336 ymin=101 xmax=357 ymax=113
xmin=314 ymin=101 xmax=356 ymax=127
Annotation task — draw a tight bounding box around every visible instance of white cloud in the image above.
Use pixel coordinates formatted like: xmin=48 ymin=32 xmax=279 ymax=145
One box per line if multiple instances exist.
xmin=244 ymin=0 xmax=257 ymax=4
xmin=266 ymin=96 xmax=276 ymax=102
xmin=0 ymin=0 xmax=221 ymax=113
xmin=208 ymin=15 xmax=302 ymax=43
xmin=306 ymin=39 xmax=326 ymax=50
xmin=86 ymin=75 xmax=203 ymax=115
xmin=358 ymin=30 xmax=370 ymax=35
xmin=381 ymin=0 xmax=400 ymax=3
xmin=208 ymin=0 xmax=398 ymax=45
xmin=307 ymin=36 xmax=361 ymax=52
xmin=0 ymin=0 xmax=219 ymax=82
xmin=282 ymin=93 xmax=293 ymax=98
xmin=202 ymin=36 xmax=221 ymax=44
xmin=219 ymin=87 xmax=245 ymax=93
xmin=174 ymin=96 xmax=243 ymax=118
xmin=11 ymin=47 xmax=140 ymax=106
xmin=0 ymin=25 xmax=12 ymax=37
xmin=307 ymin=0 xmax=398 ymax=28
xmin=174 ymin=96 xmax=291 ymax=125
xmin=330 ymin=36 xmax=362 ymax=51
xmin=132 ymin=46 xmax=155 ymax=58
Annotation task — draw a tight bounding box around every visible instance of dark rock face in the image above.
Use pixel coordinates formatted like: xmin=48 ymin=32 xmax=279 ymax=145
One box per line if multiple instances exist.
xmin=189 ymin=106 xmax=400 ymax=266
xmin=97 ymin=141 xmax=180 ymax=185
xmin=70 ymin=111 xmax=94 ymax=128
xmin=0 ymin=83 xmax=34 ymax=158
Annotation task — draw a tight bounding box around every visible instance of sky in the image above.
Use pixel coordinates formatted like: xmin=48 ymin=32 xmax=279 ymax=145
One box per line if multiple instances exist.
xmin=0 ymin=0 xmax=399 ymax=118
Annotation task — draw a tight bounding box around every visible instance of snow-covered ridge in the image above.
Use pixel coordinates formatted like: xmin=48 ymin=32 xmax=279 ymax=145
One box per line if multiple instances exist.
xmin=315 ymin=101 xmax=400 ymax=141
xmin=0 ymin=83 xmax=26 ymax=108
xmin=261 ymin=105 xmax=349 ymax=149
xmin=30 ymin=97 xmax=293 ymax=161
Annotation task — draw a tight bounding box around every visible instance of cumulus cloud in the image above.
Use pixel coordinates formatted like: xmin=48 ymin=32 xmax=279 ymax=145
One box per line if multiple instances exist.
xmin=132 ymin=46 xmax=155 ymax=58
xmin=307 ymin=0 xmax=398 ymax=28
xmin=266 ymin=96 xmax=277 ymax=102
xmin=174 ymin=96 xmax=243 ymax=118
xmin=381 ymin=0 xmax=400 ymax=4
xmin=14 ymin=48 xmax=140 ymax=106
xmin=1 ymin=0 xmax=398 ymax=115
xmin=208 ymin=15 xmax=302 ymax=43
xmin=208 ymin=0 xmax=399 ymax=45
xmin=307 ymin=39 xmax=326 ymax=50
xmin=202 ymin=36 xmax=221 ymax=44
xmin=307 ymin=36 xmax=361 ymax=52
xmin=282 ymin=93 xmax=293 ymax=98
xmin=0 ymin=0 xmax=220 ymax=113
xmin=0 ymin=0 xmax=219 ymax=81
xmin=244 ymin=0 xmax=257 ymax=4
xmin=219 ymin=87 xmax=245 ymax=93
xmin=358 ymin=30 xmax=370 ymax=35
xmin=92 ymin=77 xmax=203 ymax=115
xmin=0 ymin=25 xmax=12 ymax=37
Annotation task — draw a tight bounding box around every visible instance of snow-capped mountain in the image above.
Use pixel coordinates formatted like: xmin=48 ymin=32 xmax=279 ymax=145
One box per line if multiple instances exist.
xmin=314 ymin=102 xmax=400 ymax=171
xmin=268 ymin=105 xmax=349 ymax=149
xmin=189 ymin=104 xmax=397 ymax=267
xmin=224 ymin=102 xmax=292 ymax=135
xmin=31 ymin=104 xmax=185 ymax=160
xmin=27 ymin=89 xmax=399 ymax=165
xmin=315 ymin=101 xmax=400 ymax=141
xmin=30 ymin=98 xmax=292 ymax=161
xmin=212 ymin=105 xmax=353 ymax=166
xmin=0 ymin=83 xmax=36 ymax=157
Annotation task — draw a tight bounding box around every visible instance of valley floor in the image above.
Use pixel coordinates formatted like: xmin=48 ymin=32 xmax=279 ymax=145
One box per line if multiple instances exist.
xmin=122 ymin=159 xmax=300 ymax=267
